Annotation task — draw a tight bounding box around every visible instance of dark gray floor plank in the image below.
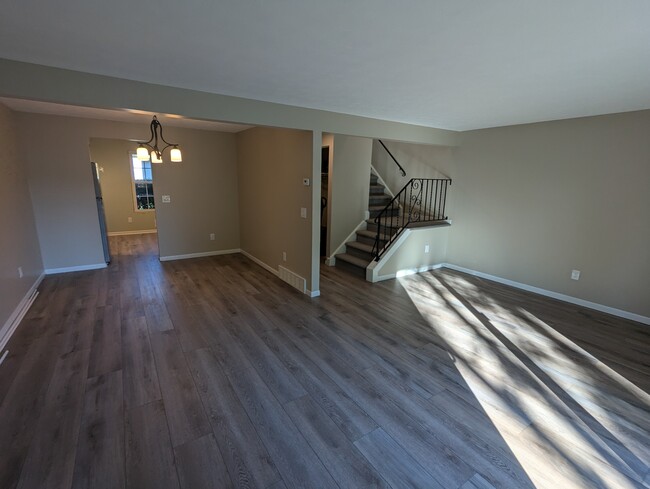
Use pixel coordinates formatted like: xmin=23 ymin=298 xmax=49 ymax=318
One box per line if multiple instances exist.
xmin=125 ymin=400 xmax=180 ymax=489
xmin=121 ymin=316 xmax=161 ymax=408
xmin=186 ymin=347 xmax=281 ymax=489
xmin=284 ymin=395 xmax=390 ymax=489
xmin=260 ymin=327 xmax=378 ymax=441
xmin=17 ymin=348 xmax=90 ymax=489
xmin=149 ymin=329 xmax=211 ymax=447
xmin=228 ymin=366 xmax=339 ymax=489
xmin=88 ymin=304 xmax=122 ymax=378
xmin=0 ymin=334 xmax=63 ymax=489
xmin=175 ymin=434 xmax=233 ymax=489
xmin=3 ymin=235 xmax=648 ymax=489
xmin=354 ymin=428 xmax=444 ymax=489
xmin=72 ymin=370 xmax=125 ymax=489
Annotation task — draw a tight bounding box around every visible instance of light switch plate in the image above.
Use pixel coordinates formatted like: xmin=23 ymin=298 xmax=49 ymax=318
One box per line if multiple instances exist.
xmin=303 ymin=178 xmax=310 ymax=186
xmin=300 ymin=207 xmax=307 ymax=218
xmin=571 ymin=269 xmax=581 ymax=280
xmin=162 ymin=195 xmax=171 ymax=203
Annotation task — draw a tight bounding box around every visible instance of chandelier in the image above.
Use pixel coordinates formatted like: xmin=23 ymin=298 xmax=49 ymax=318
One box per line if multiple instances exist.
xmin=136 ymin=115 xmax=182 ymax=163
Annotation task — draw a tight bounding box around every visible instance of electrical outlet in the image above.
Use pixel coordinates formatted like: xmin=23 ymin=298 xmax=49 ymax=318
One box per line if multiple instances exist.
xmin=209 ymin=233 xmax=215 ymax=241
xmin=571 ymin=269 xmax=581 ymax=280
xmin=282 ymin=251 xmax=287 ymax=262
xmin=128 ymin=217 xmax=133 ymax=223
xmin=424 ymin=244 xmax=430 ymax=253
xmin=162 ymin=195 xmax=171 ymax=203
xmin=18 ymin=266 xmax=23 ymax=278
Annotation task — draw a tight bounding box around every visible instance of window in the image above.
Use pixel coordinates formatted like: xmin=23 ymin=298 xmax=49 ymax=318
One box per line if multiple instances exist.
xmin=130 ymin=153 xmax=155 ymax=211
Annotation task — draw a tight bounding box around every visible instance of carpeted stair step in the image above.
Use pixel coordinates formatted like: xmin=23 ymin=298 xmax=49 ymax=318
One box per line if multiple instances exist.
xmin=355 ymin=229 xmax=388 ymax=247
xmin=369 ymin=205 xmax=399 ymax=219
xmin=334 ymin=253 xmax=369 ymax=278
xmin=345 ymin=240 xmax=375 ymax=261
xmin=370 ymin=173 xmax=379 ymax=185
xmin=369 ymin=194 xmax=392 ymax=206
xmin=369 ymin=184 xmax=386 ymax=195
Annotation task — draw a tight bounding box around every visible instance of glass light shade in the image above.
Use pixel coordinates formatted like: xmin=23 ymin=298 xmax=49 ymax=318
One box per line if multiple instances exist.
xmin=151 ymin=151 xmax=163 ymax=164
xmin=136 ymin=146 xmax=150 ymax=161
xmin=170 ymin=147 xmax=182 ymax=162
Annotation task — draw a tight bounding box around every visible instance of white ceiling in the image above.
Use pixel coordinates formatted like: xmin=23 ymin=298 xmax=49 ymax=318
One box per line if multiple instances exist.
xmin=1 ymin=1 xmax=649 ymax=131
xmin=0 ymin=98 xmax=251 ymax=132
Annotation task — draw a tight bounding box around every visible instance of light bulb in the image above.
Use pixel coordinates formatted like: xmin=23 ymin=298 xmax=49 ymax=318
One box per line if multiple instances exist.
xmin=137 ymin=146 xmax=150 ymax=161
xmin=170 ymin=147 xmax=182 ymax=162
xmin=151 ymin=151 xmax=162 ymax=163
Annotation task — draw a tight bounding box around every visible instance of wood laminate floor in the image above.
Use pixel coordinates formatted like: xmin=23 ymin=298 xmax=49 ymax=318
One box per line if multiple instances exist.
xmin=1 ymin=234 xmax=648 ymax=489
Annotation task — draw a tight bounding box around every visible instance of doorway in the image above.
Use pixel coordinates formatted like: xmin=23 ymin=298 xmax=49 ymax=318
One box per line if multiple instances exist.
xmin=320 ymin=144 xmax=330 ymax=257
xmin=89 ymin=138 xmax=160 ymax=258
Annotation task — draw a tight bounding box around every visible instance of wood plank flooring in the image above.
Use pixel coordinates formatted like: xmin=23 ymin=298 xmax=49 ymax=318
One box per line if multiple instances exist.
xmin=1 ymin=233 xmax=648 ymax=489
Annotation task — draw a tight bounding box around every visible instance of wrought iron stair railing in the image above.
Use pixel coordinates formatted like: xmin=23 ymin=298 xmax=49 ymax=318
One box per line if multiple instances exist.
xmin=371 ymin=178 xmax=452 ymax=261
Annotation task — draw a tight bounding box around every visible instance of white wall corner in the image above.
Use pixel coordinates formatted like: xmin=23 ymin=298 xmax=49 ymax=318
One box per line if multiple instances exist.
xmin=367 ymin=229 xmax=412 ymax=282
xmin=1 ymin=272 xmax=44 ymax=351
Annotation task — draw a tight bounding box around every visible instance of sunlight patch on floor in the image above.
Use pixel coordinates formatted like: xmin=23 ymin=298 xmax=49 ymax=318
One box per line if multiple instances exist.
xmin=399 ymin=272 xmax=649 ymax=489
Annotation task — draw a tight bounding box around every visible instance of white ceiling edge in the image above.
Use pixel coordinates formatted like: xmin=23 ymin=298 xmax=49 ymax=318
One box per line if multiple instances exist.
xmin=0 ymin=97 xmax=252 ymax=133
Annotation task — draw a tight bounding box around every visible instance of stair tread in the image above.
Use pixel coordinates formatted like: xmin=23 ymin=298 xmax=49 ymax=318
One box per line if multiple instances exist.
xmin=356 ymin=229 xmax=381 ymax=238
xmin=346 ymin=240 xmax=374 ymax=253
xmin=335 ymin=253 xmax=371 ymax=268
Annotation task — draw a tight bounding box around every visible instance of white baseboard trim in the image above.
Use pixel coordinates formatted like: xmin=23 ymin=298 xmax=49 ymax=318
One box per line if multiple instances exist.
xmin=240 ymin=250 xmax=279 ymax=276
xmin=107 ymin=229 xmax=157 ymax=236
xmin=45 ymin=263 xmax=107 ymax=274
xmin=1 ymin=272 xmax=44 ymax=351
xmin=240 ymin=250 xmax=319 ymax=298
xmin=159 ymin=249 xmax=241 ymax=262
xmin=374 ymin=263 xmax=445 ymax=283
xmin=441 ymin=264 xmax=650 ymax=326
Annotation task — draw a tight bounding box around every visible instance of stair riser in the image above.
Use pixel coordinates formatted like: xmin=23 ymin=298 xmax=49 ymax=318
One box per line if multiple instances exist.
xmin=347 ymin=246 xmax=374 ymax=262
xmin=369 ymin=197 xmax=392 ymax=206
xmin=365 ymin=222 xmax=399 ymax=236
xmin=369 ymin=208 xmax=399 ymax=219
xmin=369 ymin=187 xmax=385 ymax=195
xmin=355 ymin=233 xmax=386 ymax=247
xmin=335 ymin=259 xmax=367 ymax=278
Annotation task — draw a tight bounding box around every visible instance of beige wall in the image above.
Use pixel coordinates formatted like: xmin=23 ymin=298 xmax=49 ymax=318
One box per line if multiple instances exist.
xmin=448 ymin=110 xmax=650 ymax=317
xmin=237 ymin=127 xmax=313 ymax=284
xmin=0 ymin=103 xmax=43 ymax=337
xmin=89 ymin=139 xmax=157 ymax=233
xmin=372 ymin=139 xmax=454 ymax=196
xmin=370 ymin=227 xmax=449 ymax=281
xmin=17 ymin=113 xmax=240 ymax=268
xmin=328 ymin=134 xmax=373 ymax=257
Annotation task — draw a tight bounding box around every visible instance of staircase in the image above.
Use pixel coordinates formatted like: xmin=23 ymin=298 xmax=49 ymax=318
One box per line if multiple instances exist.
xmin=335 ymin=172 xmax=396 ymax=277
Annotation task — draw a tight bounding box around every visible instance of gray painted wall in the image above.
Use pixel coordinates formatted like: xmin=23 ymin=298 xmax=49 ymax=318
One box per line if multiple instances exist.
xmin=237 ymin=127 xmax=313 ymax=284
xmin=0 ymin=103 xmax=43 ymax=336
xmin=16 ymin=113 xmax=240 ymax=268
xmin=448 ymin=110 xmax=650 ymax=317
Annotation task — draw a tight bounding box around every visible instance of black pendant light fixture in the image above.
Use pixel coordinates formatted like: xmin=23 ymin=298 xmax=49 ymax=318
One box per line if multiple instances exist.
xmin=136 ymin=115 xmax=182 ymax=163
